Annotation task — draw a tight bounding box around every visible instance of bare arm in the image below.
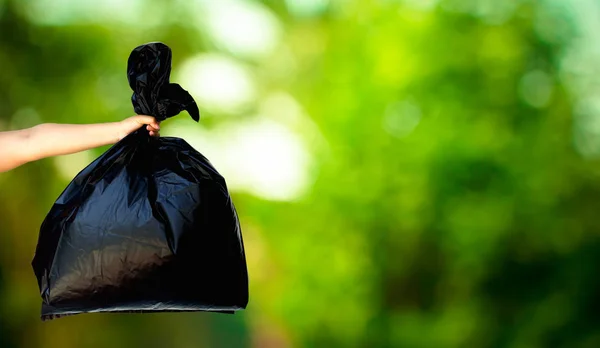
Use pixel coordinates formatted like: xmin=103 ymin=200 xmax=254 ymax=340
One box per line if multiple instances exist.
xmin=0 ymin=115 xmax=160 ymax=173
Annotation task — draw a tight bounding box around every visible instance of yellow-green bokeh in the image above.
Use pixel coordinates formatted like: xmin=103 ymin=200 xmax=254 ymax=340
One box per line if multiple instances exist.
xmin=0 ymin=0 xmax=598 ymax=347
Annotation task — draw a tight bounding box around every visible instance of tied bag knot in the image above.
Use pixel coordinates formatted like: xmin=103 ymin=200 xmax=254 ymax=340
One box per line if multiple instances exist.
xmin=128 ymin=42 xmax=200 ymax=122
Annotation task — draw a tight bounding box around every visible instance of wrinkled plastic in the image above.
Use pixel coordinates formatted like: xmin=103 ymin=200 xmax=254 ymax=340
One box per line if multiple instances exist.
xmin=127 ymin=42 xmax=199 ymax=122
xmin=31 ymin=42 xmax=248 ymax=320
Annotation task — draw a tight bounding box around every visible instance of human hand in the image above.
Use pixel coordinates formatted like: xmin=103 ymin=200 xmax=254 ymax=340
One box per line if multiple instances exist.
xmin=118 ymin=115 xmax=161 ymax=140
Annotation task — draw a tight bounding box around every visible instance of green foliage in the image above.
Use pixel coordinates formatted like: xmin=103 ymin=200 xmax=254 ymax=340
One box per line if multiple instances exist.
xmin=0 ymin=0 xmax=597 ymax=347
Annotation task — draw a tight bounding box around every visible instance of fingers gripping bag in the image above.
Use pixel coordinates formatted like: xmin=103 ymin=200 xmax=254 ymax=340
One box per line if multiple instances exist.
xmin=31 ymin=42 xmax=249 ymax=321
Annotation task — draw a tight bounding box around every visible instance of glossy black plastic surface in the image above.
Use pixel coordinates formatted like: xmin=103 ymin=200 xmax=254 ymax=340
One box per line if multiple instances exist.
xmin=128 ymin=42 xmax=200 ymax=122
xmin=31 ymin=43 xmax=248 ymax=321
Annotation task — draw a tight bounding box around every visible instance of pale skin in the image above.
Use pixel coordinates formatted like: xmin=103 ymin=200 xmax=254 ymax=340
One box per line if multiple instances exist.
xmin=0 ymin=115 xmax=160 ymax=173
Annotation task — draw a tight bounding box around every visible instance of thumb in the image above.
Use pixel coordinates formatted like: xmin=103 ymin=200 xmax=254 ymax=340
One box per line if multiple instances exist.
xmin=133 ymin=115 xmax=156 ymax=125
xmin=131 ymin=115 xmax=160 ymax=130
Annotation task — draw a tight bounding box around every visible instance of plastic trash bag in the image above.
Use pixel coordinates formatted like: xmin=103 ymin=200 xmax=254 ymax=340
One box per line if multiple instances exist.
xmin=31 ymin=42 xmax=249 ymax=320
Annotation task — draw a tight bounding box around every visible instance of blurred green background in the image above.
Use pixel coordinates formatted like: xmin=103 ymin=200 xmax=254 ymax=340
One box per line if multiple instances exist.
xmin=0 ymin=0 xmax=599 ymax=347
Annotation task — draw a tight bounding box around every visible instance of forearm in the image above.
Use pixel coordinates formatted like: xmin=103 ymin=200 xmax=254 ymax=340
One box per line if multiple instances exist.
xmin=25 ymin=122 xmax=124 ymax=161
xmin=0 ymin=115 xmax=158 ymax=173
xmin=0 ymin=122 xmax=124 ymax=173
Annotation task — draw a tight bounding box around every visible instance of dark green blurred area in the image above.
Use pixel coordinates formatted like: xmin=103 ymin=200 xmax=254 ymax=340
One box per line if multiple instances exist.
xmin=1 ymin=0 xmax=599 ymax=347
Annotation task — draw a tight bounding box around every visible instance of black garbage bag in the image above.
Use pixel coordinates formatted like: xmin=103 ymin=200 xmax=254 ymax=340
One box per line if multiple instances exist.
xmin=31 ymin=42 xmax=249 ymax=320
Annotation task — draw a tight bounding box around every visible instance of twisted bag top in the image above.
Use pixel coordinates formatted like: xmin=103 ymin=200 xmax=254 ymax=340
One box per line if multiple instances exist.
xmin=128 ymin=42 xmax=199 ymax=122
